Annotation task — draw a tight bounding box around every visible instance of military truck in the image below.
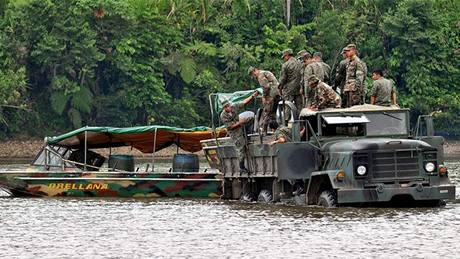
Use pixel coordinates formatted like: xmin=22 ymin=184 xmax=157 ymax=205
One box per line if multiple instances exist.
xmin=202 ymin=91 xmax=456 ymax=207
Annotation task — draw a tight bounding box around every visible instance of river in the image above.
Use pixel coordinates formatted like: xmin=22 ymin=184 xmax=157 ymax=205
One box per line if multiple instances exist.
xmin=0 ymin=159 xmax=459 ymax=258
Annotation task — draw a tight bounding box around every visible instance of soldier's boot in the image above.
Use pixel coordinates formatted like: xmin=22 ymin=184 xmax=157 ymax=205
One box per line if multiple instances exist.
xmin=239 ymin=161 xmax=249 ymax=174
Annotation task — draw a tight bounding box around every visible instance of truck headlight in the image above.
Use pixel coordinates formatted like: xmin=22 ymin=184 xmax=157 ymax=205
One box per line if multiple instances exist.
xmin=356 ymin=165 xmax=367 ymax=176
xmin=425 ymin=162 xmax=435 ymax=172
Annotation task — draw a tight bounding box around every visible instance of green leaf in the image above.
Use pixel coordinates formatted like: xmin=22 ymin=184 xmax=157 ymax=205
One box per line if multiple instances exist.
xmin=179 ymin=58 xmax=197 ymax=84
xmin=68 ymin=108 xmax=82 ymax=128
xmin=50 ymin=91 xmax=70 ymax=115
xmin=71 ymin=86 xmax=93 ymax=114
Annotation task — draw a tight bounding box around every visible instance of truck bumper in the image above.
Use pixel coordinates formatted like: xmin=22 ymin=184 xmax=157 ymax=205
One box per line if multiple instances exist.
xmin=337 ymin=184 xmax=456 ymax=204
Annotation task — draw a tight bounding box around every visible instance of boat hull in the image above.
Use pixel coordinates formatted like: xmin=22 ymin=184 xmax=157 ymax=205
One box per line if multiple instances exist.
xmin=0 ymin=171 xmax=223 ymax=198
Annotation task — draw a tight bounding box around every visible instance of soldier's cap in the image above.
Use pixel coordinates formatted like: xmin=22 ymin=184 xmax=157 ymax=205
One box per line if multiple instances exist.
xmin=307 ymin=75 xmax=320 ymax=84
xmin=281 ymin=48 xmax=293 ymax=58
xmin=297 ymin=50 xmax=307 ymax=58
xmin=299 ymin=51 xmax=312 ymax=61
xmin=343 ymin=44 xmax=357 ymax=51
xmin=221 ymin=97 xmax=231 ymax=107
xmin=341 ymin=47 xmax=347 ymax=54
xmin=247 ymin=66 xmax=256 ymax=75
xmin=313 ymin=51 xmax=322 ymax=58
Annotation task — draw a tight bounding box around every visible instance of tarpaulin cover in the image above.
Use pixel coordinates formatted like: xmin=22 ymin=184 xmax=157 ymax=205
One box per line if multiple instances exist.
xmin=46 ymin=125 xmax=226 ymax=153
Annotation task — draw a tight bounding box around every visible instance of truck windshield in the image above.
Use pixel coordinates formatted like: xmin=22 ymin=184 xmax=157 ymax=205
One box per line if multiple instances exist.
xmin=365 ymin=112 xmax=408 ymax=136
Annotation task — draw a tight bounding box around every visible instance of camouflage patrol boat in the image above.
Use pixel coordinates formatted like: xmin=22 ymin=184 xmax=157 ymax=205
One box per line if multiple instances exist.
xmin=202 ymin=90 xmax=456 ymax=207
xmin=0 ymin=126 xmax=225 ymax=198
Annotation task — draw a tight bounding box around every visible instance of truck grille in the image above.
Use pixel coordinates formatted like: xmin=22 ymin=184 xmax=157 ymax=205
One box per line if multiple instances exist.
xmin=371 ymin=150 xmax=420 ymax=179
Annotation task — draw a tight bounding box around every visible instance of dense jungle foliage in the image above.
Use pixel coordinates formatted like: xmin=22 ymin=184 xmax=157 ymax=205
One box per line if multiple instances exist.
xmin=0 ymin=0 xmax=459 ymax=138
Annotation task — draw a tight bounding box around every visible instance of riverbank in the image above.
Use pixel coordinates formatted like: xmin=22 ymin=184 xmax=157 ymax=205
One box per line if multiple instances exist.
xmin=1 ymin=138 xmax=460 ymax=160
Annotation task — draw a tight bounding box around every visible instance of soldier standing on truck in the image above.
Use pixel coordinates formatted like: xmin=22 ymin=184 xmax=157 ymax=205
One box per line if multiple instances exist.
xmin=248 ymin=66 xmax=280 ymax=134
xmin=343 ymin=44 xmax=367 ymax=107
xmin=299 ymin=51 xmax=312 ymax=106
xmin=313 ymin=51 xmax=331 ymax=84
xmin=370 ymin=68 xmax=398 ymax=106
xmin=278 ymin=48 xmax=303 ymax=123
xmin=335 ymin=48 xmax=348 ymax=98
xmin=307 ymin=75 xmax=341 ymax=111
xmin=220 ymin=91 xmax=259 ymax=173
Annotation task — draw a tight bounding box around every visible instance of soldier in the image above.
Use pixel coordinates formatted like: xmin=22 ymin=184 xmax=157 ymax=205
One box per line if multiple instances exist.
xmin=303 ymin=54 xmax=327 ymax=107
xmin=335 ymin=48 xmax=348 ymax=94
xmin=220 ymin=91 xmax=259 ymax=173
xmin=248 ymin=66 xmax=280 ymax=133
xmin=297 ymin=50 xmax=307 ymax=60
xmin=343 ymin=44 xmax=367 ymax=107
xmin=370 ymin=68 xmax=397 ymax=106
xmin=313 ymin=51 xmax=331 ymax=84
xmin=299 ymin=51 xmax=312 ymax=105
xmin=268 ymin=120 xmax=305 ymax=145
xmin=307 ymin=75 xmax=341 ymax=111
xmin=278 ymin=48 xmax=303 ymax=123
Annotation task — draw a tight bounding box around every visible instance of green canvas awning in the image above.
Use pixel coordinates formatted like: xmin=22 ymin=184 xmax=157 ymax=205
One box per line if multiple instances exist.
xmin=46 ymin=125 xmax=226 ymax=153
xmin=212 ymin=87 xmax=263 ymax=113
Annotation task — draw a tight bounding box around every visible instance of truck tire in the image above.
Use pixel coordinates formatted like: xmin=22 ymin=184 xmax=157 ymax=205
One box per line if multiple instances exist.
xmin=257 ymin=189 xmax=273 ymax=203
xmin=317 ymin=190 xmax=337 ymax=208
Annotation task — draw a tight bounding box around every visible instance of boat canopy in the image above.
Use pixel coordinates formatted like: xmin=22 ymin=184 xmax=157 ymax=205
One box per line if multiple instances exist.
xmin=46 ymin=125 xmax=226 ymax=153
xmin=210 ymin=88 xmax=263 ymax=113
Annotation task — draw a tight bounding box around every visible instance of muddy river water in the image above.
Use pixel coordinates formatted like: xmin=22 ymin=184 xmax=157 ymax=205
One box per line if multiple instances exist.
xmin=0 ymin=160 xmax=459 ymax=258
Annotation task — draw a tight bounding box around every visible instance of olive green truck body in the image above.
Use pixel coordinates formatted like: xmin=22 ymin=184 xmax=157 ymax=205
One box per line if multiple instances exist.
xmin=202 ymin=105 xmax=456 ymax=206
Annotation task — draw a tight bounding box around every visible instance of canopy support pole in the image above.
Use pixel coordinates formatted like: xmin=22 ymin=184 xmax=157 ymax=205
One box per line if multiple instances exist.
xmin=84 ymin=129 xmax=88 ymax=171
xmin=151 ymin=128 xmax=158 ymax=172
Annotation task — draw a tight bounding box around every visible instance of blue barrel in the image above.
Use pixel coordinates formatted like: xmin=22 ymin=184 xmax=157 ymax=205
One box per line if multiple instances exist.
xmin=108 ymin=155 xmax=135 ymax=172
xmin=172 ymin=154 xmax=199 ymax=172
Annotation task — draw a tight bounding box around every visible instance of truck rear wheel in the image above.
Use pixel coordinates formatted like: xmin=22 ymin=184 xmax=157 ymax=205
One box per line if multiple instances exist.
xmin=317 ymin=190 xmax=337 ymax=208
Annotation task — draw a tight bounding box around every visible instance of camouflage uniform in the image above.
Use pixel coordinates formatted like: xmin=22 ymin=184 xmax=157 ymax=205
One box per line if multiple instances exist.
xmin=220 ymin=103 xmax=247 ymax=165
xmin=274 ymin=126 xmax=293 ymax=143
xmin=335 ymin=58 xmax=348 ymax=93
xmin=318 ymin=61 xmax=331 ymax=84
xmin=303 ymin=61 xmax=326 ymax=106
xmin=371 ymin=77 xmax=396 ymax=106
xmin=312 ymin=82 xmax=341 ymax=110
xmin=279 ymin=56 xmax=303 ymax=121
xmin=256 ymin=70 xmax=280 ymax=133
xmin=343 ymin=56 xmax=367 ymax=107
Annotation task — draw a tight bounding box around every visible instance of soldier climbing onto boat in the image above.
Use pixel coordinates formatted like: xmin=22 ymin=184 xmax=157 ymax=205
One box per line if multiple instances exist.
xmin=248 ymin=66 xmax=280 ymax=134
xmin=220 ymin=91 xmax=259 ymax=173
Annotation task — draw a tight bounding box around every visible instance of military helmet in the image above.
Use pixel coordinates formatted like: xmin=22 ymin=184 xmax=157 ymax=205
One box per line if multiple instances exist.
xmin=281 ymin=48 xmax=293 ymax=58
xmin=247 ymin=66 xmax=256 ymax=75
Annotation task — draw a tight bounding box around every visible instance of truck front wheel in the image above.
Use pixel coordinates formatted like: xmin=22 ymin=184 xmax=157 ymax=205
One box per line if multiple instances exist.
xmin=317 ymin=190 xmax=337 ymax=208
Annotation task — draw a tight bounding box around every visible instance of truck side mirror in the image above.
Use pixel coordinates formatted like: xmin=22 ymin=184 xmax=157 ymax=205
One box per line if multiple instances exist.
xmin=415 ymin=115 xmax=434 ymax=137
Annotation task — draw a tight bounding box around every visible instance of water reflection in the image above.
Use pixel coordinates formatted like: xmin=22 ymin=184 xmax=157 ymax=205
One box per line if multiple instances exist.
xmin=0 ymin=160 xmax=459 ymax=258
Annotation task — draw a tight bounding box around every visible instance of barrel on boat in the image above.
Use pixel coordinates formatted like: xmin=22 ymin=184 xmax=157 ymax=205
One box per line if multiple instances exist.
xmin=172 ymin=154 xmax=199 ymax=172
xmin=108 ymin=155 xmax=135 ymax=172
